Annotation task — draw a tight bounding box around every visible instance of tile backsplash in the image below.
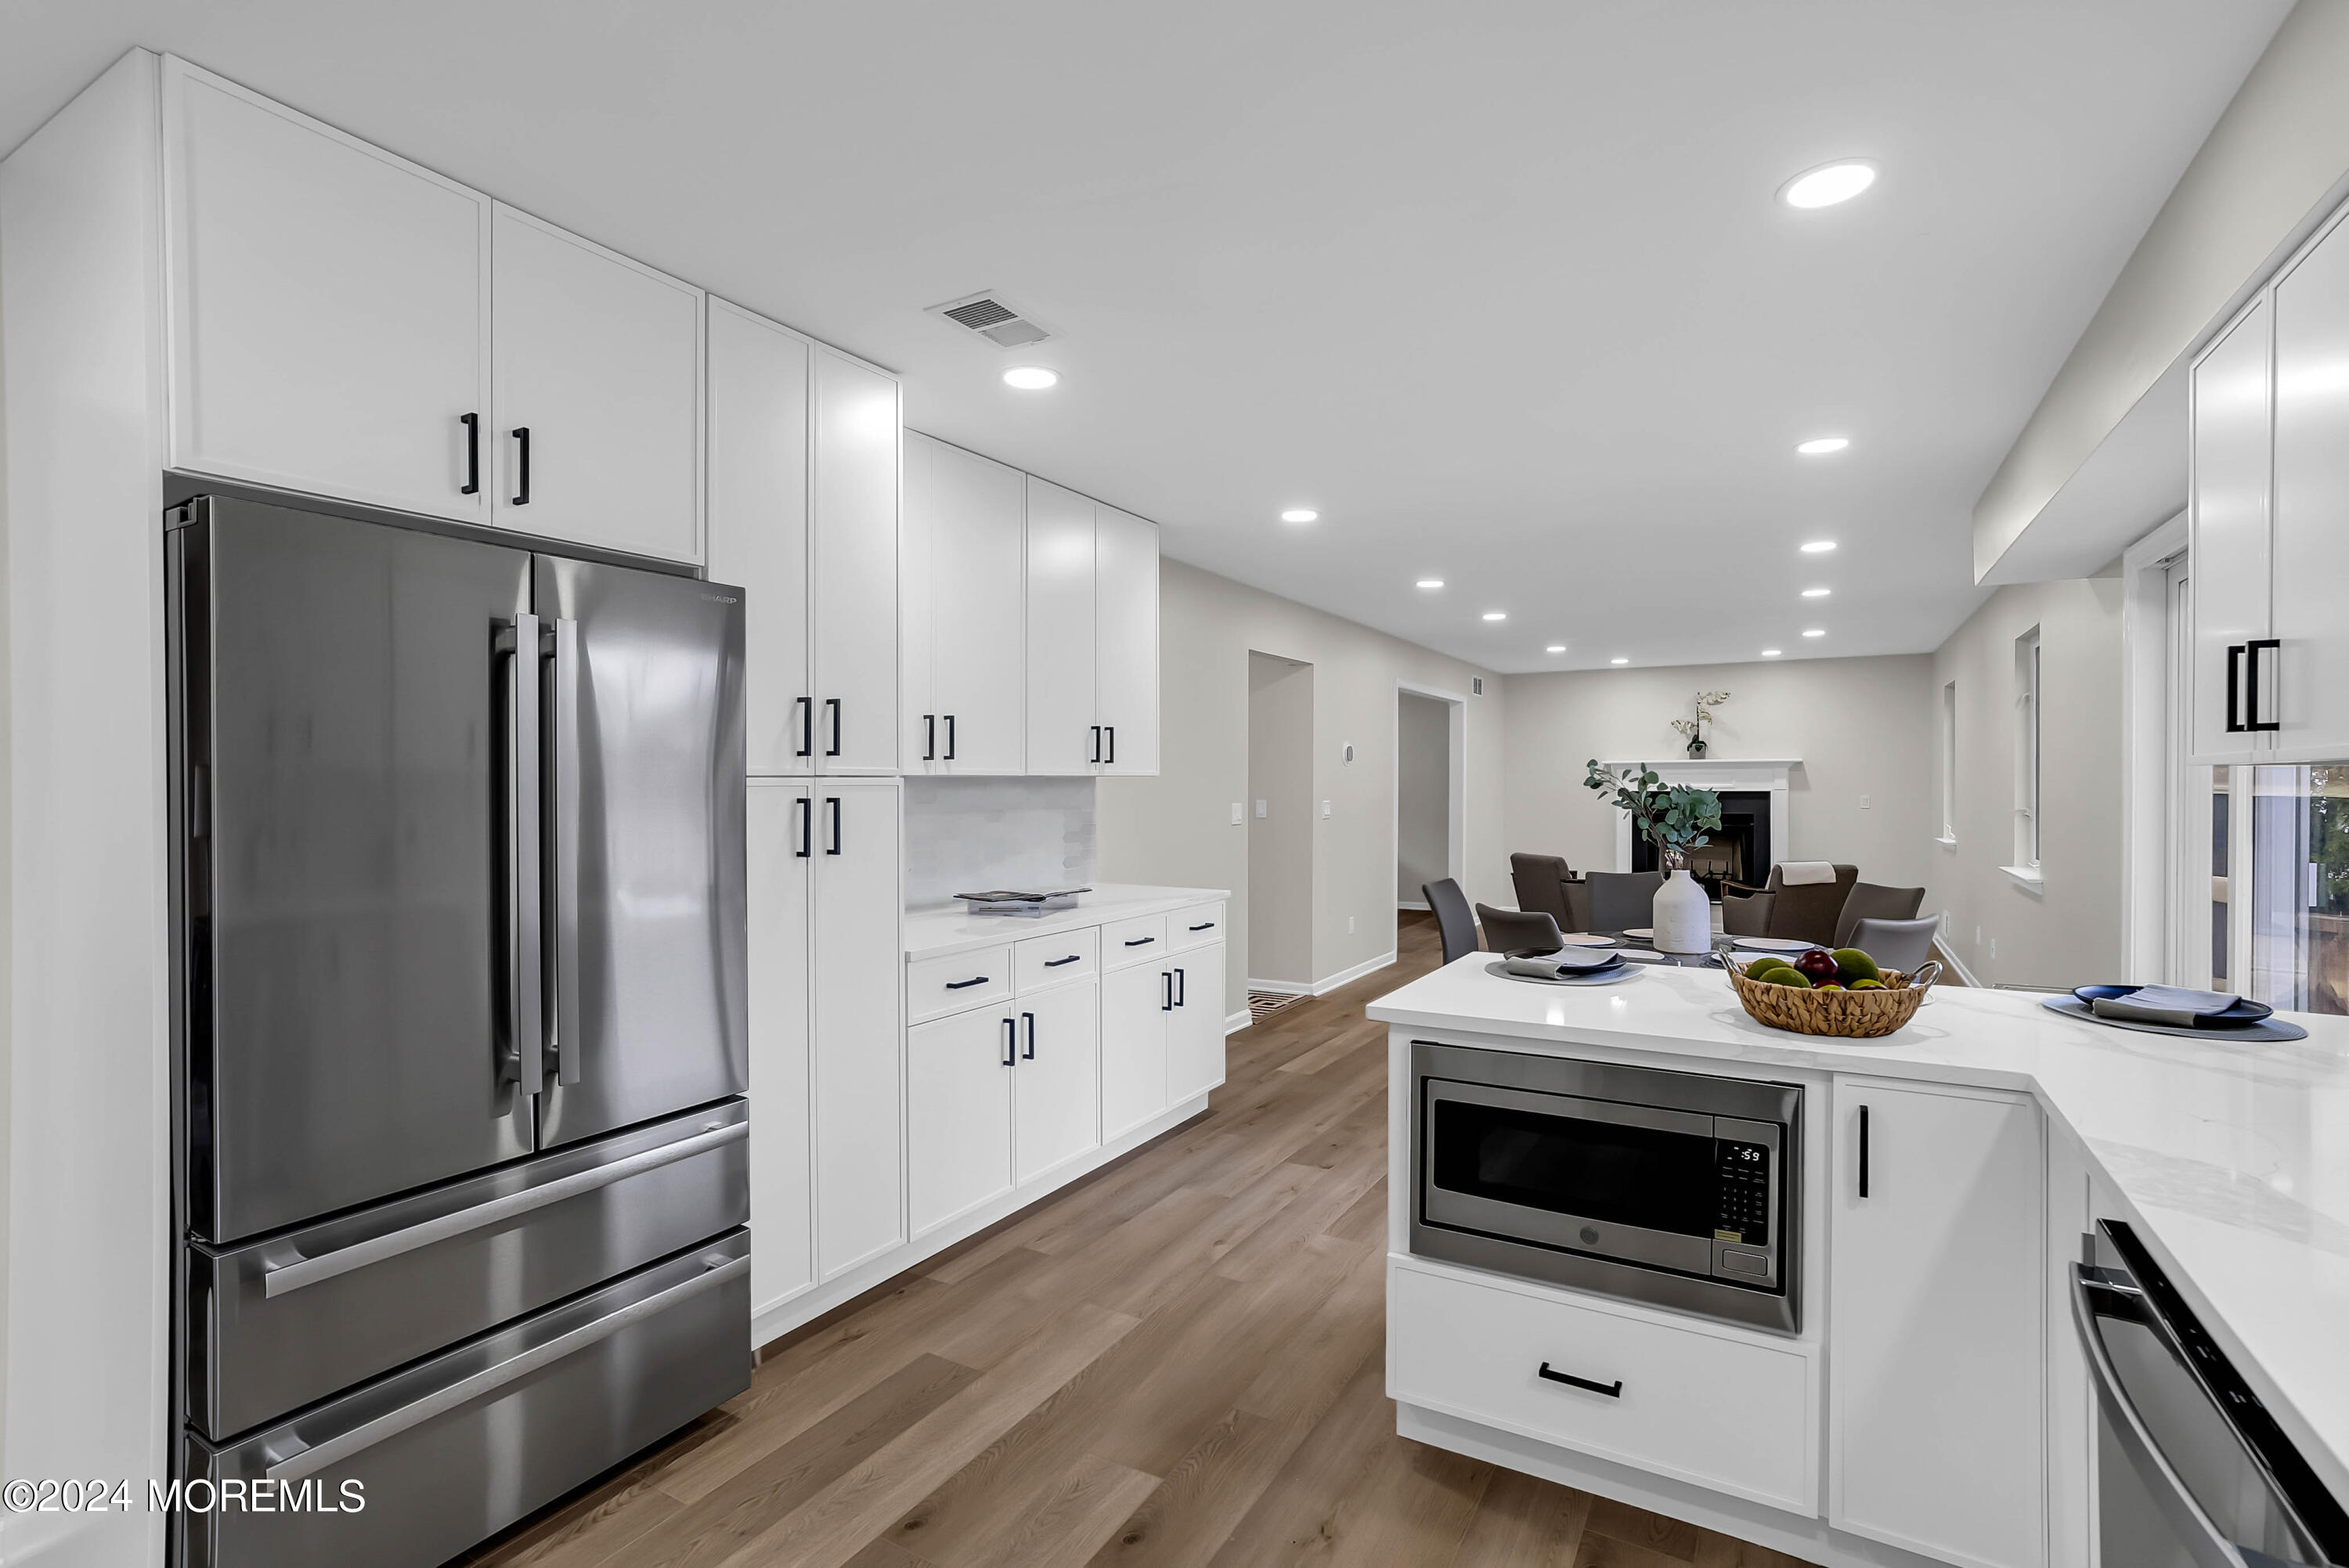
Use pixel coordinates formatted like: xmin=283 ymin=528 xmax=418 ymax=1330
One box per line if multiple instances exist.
xmin=904 ymin=777 xmax=1098 ymax=907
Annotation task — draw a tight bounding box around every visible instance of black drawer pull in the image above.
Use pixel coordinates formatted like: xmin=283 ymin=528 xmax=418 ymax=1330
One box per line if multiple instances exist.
xmin=1045 ymin=954 xmax=1082 ymax=968
xmin=945 ymin=975 xmax=990 ymax=990
xmin=1537 ymin=1363 xmax=1622 ymax=1398
xmin=1124 ymin=936 xmax=1156 ymax=947
xmin=1189 ymin=921 xmax=1214 ymax=932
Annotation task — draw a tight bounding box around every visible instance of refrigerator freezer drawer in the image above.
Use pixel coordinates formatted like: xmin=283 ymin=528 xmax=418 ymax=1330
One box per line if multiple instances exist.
xmin=180 ymin=1229 xmax=750 ymax=1568
xmin=188 ymin=1100 xmax=748 ymax=1440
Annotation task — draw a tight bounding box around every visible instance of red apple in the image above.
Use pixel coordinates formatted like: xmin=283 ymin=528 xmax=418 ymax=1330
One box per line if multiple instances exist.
xmin=1794 ymin=947 xmax=1839 ymax=982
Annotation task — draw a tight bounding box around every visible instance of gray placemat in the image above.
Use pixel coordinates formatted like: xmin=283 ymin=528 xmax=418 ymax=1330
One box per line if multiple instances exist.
xmin=2039 ymin=994 xmax=2307 ymax=1042
xmin=1485 ymin=960 xmax=1644 ymax=987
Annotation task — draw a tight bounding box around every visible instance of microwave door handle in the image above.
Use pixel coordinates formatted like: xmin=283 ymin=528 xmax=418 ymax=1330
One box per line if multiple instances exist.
xmin=2070 ymin=1269 xmax=2250 ymax=1568
xmin=546 ymin=617 xmax=583 ymax=1086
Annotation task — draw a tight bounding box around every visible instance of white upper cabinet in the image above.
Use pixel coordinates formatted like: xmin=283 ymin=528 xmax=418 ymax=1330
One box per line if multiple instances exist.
xmin=902 ymin=433 xmax=1026 ymax=774
xmin=163 ymin=59 xmax=492 ymax=523
xmin=2270 ymin=211 xmax=2349 ymax=762
xmin=2188 ymin=296 xmax=2274 ymax=764
xmin=1095 ymin=504 xmax=1160 ymax=776
xmin=1829 ymin=1079 xmax=2045 ymax=1568
xmin=1025 ymin=478 xmax=1100 ymax=775
xmin=706 ymin=301 xmax=811 ymax=775
xmin=491 ymin=205 xmax=702 ymax=563
xmin=810 ymin=349 xmax=900 ymax=773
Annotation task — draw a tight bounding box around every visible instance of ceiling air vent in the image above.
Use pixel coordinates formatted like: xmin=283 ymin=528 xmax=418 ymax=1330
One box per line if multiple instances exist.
xmin=928 ymin=291 xmax=1052 ymax=348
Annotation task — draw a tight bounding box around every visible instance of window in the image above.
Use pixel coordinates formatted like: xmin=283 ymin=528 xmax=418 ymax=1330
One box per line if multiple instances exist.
xmin=1939 ymin=681 xmax=1958 ymax=843
xmin=2009 ymin=627 xmax=2042 ymax=880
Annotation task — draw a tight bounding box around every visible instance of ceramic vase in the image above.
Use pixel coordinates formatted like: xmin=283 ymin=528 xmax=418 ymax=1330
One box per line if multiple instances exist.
xmin=1651 ymin=860 xmax=1712 ymax=953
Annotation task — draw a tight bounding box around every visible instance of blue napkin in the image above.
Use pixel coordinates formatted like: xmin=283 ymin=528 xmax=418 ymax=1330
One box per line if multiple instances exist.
xmin=2091 ymin=986 xmax=2241 ymax=1027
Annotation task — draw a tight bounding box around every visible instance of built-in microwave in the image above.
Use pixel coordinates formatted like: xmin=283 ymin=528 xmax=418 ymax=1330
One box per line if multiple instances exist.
xmin=1409 ymin=1041 xmax=1802 ymax=1334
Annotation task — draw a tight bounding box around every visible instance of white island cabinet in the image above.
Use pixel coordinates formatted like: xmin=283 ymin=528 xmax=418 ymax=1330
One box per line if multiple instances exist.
xmin=1366 ymin=957 xmax=2349 ymax=1568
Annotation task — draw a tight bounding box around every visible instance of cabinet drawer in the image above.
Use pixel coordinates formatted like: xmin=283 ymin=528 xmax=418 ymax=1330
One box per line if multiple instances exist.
xmin=1016 ymin=928 xmax=1099 ymax=992
xmin=1387 ymin=1261 xmax=1813 ymax=1511
xmin=1102 ymin=914 xmax=1168 ymax=969
xmin=1169 ymin=903 xmax=1225 ymax=952
xmin=907 ymin=945 xmax=1013 ymax=1025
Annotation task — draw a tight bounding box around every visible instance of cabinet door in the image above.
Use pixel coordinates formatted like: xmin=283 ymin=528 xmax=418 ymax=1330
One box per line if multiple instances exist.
xmin=928 ymin=442 xmax=1029 ymax=774
xmin=2271 ymin=218 xmax=2349 ymax=761
xmin=906 ymin=1008 xmax=1015 ymax=1238
xmin=492 ymin=204 xmax=702 ymax=563
xmin=1015 ymin=979 xmax=1101 ymax=1185
xmin=1100 ymin=963 xmax=1170 ymax=1142
xmin=707 ymin=301 xmax=810 ymax=776
xmin=900 ymin=434 xmax=938 ymax=772
xmin=812 ymin=781 xmax=904 ymax=1278
xmin=1025 ymin=478 xmax=1099 ymax=775
xmin=1830 ymin=1079 xmax=2044 ymax=1568
xmin=1095 ymin=504 xmax=1160 ymax=776
xmin=1165 ymin=944 xmax=1225 ymax=1105
xmin=164 ymin=60 xmax=491 ymax=523
xmin=810 ymin=348 xmax=900 ymax=773
xmin=745 ymin=782 xmax=813 ymax=1317
xmin=2188 ymin=296 xmax=2272 ymax=764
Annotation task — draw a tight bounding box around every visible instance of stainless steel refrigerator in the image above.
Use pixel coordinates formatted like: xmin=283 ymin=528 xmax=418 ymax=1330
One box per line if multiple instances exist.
xmin=167 ymin=492 xmax=751 ymax=1568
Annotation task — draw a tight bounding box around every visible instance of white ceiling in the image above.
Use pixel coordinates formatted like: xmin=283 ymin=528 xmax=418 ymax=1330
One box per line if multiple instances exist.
xmin=2 ymin=2 xmax=2290 ymax=672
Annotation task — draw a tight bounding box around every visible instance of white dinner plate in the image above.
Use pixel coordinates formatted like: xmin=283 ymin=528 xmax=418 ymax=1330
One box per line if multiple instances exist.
xmin=1618 ymin=927 xmax=1654 ymax=939
xmin=1550 ymin=932 xmax=1617 ymax=947
xmin=1732 ymin=935 xmax=1815 ymax=951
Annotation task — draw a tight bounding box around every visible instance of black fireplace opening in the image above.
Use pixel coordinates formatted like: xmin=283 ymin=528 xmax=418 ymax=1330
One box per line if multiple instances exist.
xmin=1632 ymin=790 xmax=1772 ymax=900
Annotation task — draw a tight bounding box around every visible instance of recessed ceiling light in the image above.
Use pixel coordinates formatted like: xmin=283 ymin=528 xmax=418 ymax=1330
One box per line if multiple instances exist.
xmin=1802 ymin=587 xmax=1831 ymax=598
xmin=1280 ymin=508 xmax=1319 ymax=524
xmin=1780 ymin=160 xmax=1877 ymax=210
xmin=1800 ymin=539 xmax=1838 ymax=553
xmin=1761 ymin=649 xmax=1784 ymax=658
xmin=1002 ymin=366 xmax=1058 ymax=390
xmin=1802 ymin=628 xmax=1827 ymax=638
xmin=1416 ymin=578 xmax=1444 ymax=589
xmin=1796 ymin=437 xmax=1849 ymax=456
xmin=1546 ymin=644 xmax=1566 ymax=654
xmin=1481 ymin=611 xmax=1507 ymax=622
xmin=1610 ymin=657 xmax=1629 ymax=665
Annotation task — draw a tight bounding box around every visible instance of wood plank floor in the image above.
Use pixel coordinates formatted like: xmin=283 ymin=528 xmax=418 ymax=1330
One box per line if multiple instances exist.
xmin=463 ymin=912 xmax=1817 ymax=1568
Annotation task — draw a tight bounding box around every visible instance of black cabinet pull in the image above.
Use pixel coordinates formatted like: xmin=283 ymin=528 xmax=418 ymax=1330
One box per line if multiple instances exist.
xmin=826 ymin=796 xmax=843 ymax=856
xmin=1536 ymin=1363 xmax=1622 ymax=1398
xmin=2246 ymin=637 xmax=2280 ymax=733
xmin=1189 ymin=921 xmax=1214 ymax=932
xmin=945 ymin=975 xmax=990 ymax=990
xmin=1161 ymin=971 xmax=1174 ymax=1011
xmin=1022 ymin=1011 xmax=1036 ymax=1060
xmin=825 ymin=697 xmax=843 ymax=757
xmin=2226 ymin=644 xmax=2245 ymax=734
xmin=1001 ymin=1017 xmax=1016 ymax=1067
xmin=944 ymin=714 xmax=957 ymax=761
xmin=794 ymin=795 xmax=812 ymax=858
xmin=923 ymin=715 xmax=936 ymax=762
xmin=1124 ymin=936 xmax=1155 ymax=947
xmin=460 ymin=413 xmax=480 ymax=495
xmin=511 ymin=426 xmax=530 ymax=506
xmin=796 ymin=696 xmax=814 ymax=758
xmin=1858 ymin=1105 xmax=1871 ymax=1199
xmin=1045 ymin=953 xmax=1082 ymax=968
xmin=1091 ymin=726 xmax=1102 ymax=764
xmin=1174 ymin=967 xmax=1186 ymax=1007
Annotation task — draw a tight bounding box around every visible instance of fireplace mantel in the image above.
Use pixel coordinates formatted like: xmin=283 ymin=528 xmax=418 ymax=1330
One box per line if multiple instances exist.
xmin=1598 ymin=759 xmax=1800 ymax=874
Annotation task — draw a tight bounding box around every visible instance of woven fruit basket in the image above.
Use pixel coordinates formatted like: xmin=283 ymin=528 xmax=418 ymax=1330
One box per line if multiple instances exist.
xmin=1727 ymin=957 xmax=1941 ymax=1039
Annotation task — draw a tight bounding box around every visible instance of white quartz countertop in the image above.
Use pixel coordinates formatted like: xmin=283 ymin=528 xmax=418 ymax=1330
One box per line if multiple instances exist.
xmin=1368 ymin=956 xmax=2349 ymax=1503
xmin=904 ymin=883 xmax=1228 ymax=961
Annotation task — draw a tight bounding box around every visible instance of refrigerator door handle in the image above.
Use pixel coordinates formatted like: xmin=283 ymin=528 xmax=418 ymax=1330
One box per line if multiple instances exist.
xmin=263 ymin=1250 xmax=750 ymax=1483
xmin=262 ymin=1121 xmax=748 ymax=1299
xmin=546 ymin=617 xmax=583 ymax=1087
xmin=499 ymin=613 xmax=546 ymax=1100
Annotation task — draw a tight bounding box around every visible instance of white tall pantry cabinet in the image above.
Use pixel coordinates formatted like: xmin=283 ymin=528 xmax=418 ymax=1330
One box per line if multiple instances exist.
xmin=745 ymin=781 xmax=815 ymax=1315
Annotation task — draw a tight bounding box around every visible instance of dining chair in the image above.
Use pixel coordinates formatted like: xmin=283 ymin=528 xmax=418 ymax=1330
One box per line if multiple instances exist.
xmin=1835 ymin=882 xmax=1925 ymax=949
xmin=1423 ymin=878 xmax=1479 ymax=965
xmin=1476 ymin=904 xmax=1565 ymax=955
xmin=1586 ymin=869 xmax=1663 ymax=933
xmin=1510 ymin=852 xmax=1592 ymax=933
xmin=1723 ymin=863 xmax=1856 ymax=945
xmin=1850 ymin=914 xmax=1941 ymax=977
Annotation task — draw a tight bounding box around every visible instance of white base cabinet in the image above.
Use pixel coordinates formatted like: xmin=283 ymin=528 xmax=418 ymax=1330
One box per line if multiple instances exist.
xmin=1016 ymin=979 xmax=1102 ymax=1184
xmin=907 ymin=1007 xmax=1016 ymax=1239
xmin=1102 ymin=960 xmax=1174 ymax=1141
xmin=1166 ymin=944 xmax=1226 ymax=1105
xmin=1828 ymin=1077 xmax=2045 ymax=1568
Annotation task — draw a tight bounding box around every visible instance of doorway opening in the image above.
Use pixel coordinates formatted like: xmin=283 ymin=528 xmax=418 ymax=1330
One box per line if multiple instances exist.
xmin=1247 ymin=652 xmax=1315 ymax=997
xmin=1393 ymin=681 xmax=1467 ymax=942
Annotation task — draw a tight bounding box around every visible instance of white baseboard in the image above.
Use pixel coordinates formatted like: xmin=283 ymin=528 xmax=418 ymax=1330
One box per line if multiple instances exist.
xmin=1396 ymin=899 xmax=1431 ymax=911
xmin=1932 ymin=941 xmax=1983 ymax=989
xmin=1312 ymin=949 xmax=1397 ymax=995
xmin=1225 ymin=1009 xmax=1251 ymax=1035
xmin=1246 ymin=976 xmax=1314 ymax=996
xmin=749 ymin=1091 xmax=1208 ymax=1350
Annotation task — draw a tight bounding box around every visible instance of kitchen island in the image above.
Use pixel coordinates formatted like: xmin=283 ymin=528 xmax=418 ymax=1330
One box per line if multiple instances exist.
xmin=1369 ymin=954 xmax=2349 ymax=1568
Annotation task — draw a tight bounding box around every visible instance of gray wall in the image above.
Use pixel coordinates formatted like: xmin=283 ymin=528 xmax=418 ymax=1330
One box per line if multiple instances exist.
xmin=1247 ymin=654 xmax=1315 ymax=987
xmin=1396 ymin=691 xmax=1449 ymax=904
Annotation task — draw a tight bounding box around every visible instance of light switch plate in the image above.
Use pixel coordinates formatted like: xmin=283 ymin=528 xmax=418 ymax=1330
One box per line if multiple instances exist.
xmin=1231 ymin=802 xmax=1243 ymax=825
xmin=1255 ymin=799 xmax=1268 ymax=819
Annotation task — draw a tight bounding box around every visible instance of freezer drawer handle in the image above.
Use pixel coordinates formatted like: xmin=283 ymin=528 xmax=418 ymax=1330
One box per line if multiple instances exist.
xmin=261 ymin=1121 xmax=749 ymax=1299
xmin=264 ymin=1249 xmax=749 ymax=1483
xmin=1536 ymin=1362 xmax=1622 ymax=1399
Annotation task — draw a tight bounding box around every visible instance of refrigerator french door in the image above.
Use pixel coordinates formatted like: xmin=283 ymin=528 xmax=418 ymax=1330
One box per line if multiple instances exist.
xmin=169 ymin=492 xmax=749 ymax=1568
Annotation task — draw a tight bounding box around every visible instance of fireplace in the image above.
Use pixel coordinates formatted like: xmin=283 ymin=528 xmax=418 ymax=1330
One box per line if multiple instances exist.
xmin=1630 ymin=788 xmax=1774 ymax=899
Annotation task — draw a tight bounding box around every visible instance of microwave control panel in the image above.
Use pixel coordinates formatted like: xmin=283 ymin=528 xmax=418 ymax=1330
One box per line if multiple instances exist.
xmin=1713 ymin=1137 xmax=1772 ymax=1245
